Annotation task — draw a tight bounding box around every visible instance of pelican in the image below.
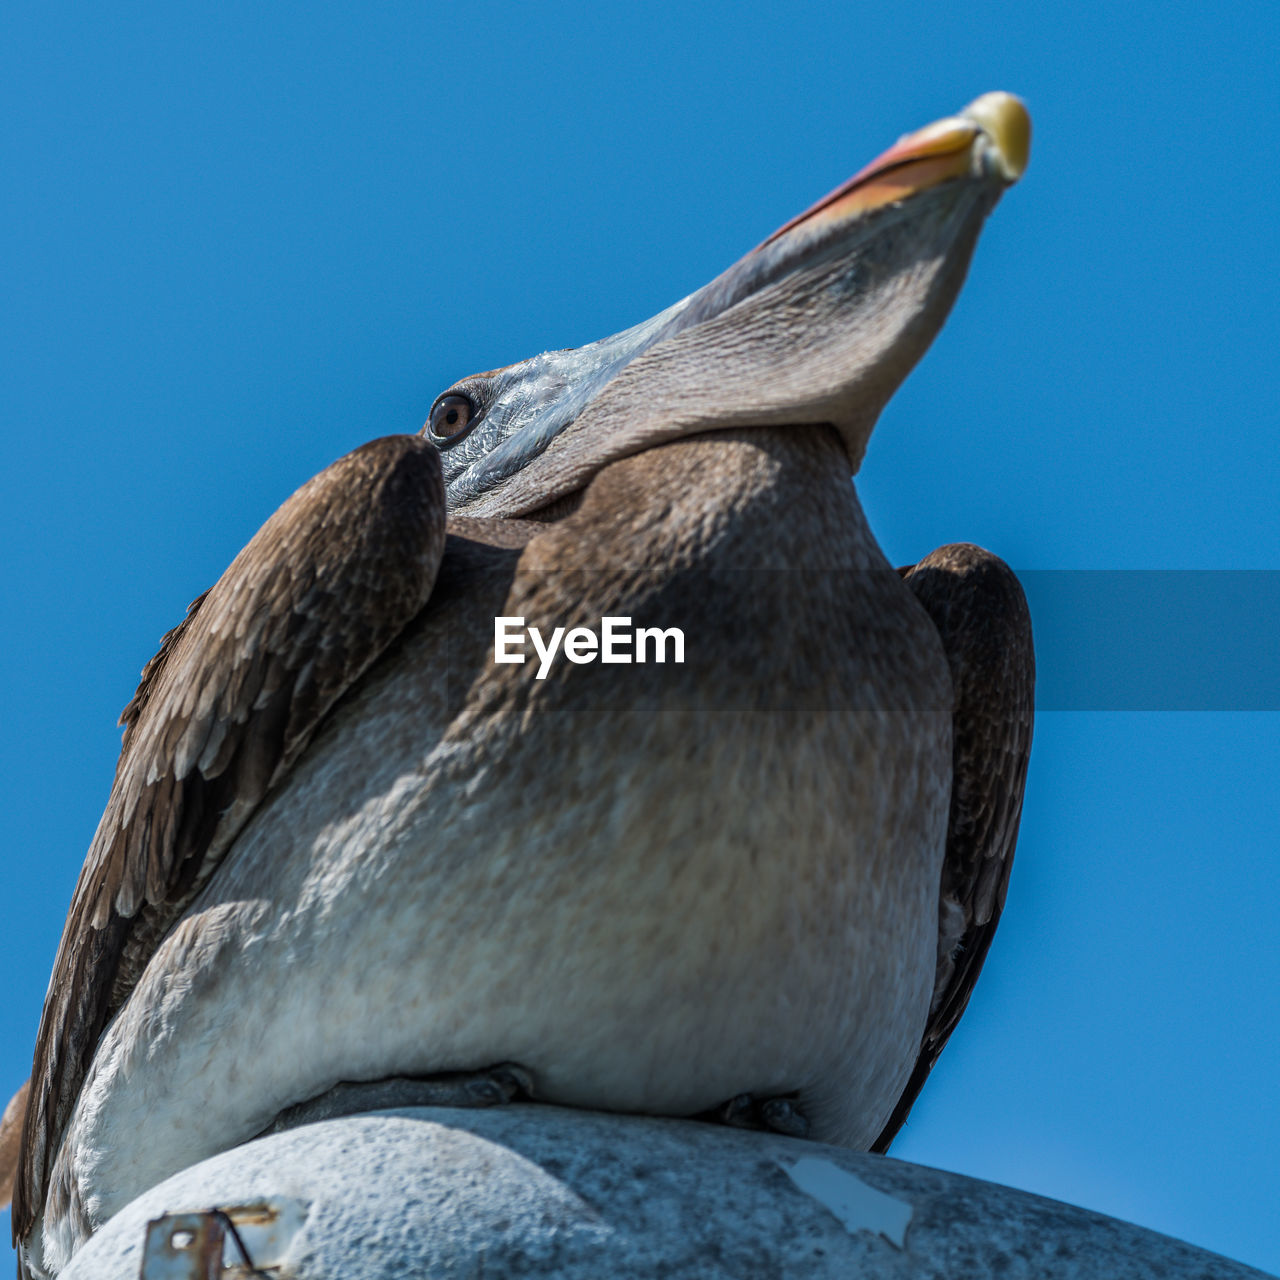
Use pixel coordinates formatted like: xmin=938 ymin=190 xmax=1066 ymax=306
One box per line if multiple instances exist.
xmin=4 ymin=93 xmax=1034 ymax=1278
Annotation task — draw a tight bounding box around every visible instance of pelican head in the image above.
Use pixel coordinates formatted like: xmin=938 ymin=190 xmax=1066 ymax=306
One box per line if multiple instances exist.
xmin=426 ymin=92 xmax=1030 ymax=518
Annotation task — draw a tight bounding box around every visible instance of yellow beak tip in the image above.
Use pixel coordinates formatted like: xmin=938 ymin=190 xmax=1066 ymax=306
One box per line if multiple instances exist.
xmin=962 ymin=91 xmax=1032 ymax=182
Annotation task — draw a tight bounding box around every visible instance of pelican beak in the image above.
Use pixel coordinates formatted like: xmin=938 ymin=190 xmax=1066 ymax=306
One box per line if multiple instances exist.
xmin=762 ymin=92 xmax=1031 ymax=249
xmin=440 ymin=93 xmax=1032 ymax=517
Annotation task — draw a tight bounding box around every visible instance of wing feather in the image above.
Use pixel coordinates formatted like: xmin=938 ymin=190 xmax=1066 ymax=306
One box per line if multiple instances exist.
xmin=14 ymin=434 xmax=445 ymax=1239
xmin=873 ymin=542 xmax=1034 ymax=1153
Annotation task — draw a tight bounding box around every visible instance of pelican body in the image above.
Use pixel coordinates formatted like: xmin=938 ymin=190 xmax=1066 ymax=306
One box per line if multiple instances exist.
xmin=7 ymin=94 xmax=1034 ymax=1278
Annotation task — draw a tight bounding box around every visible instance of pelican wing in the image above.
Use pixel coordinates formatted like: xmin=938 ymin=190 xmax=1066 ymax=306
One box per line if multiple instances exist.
xmin=874 ymin=543 xmax=1034 ymax=1152
xmin=14 ymin=435 xmax=446 ymax=1236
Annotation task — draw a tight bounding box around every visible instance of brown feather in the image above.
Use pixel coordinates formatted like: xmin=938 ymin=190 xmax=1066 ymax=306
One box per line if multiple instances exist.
xmin=14 ymin=435 xmax=446 ymax=1239
xmin=872 ymin=543 xmax=1034 ymax=1152
xmin=0 ymin=1080 xmax=28 ymax=1212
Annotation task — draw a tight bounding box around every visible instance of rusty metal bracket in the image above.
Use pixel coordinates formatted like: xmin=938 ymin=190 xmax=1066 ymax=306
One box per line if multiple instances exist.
xmin=139 ymin=1198 xmax=309 ymax=1279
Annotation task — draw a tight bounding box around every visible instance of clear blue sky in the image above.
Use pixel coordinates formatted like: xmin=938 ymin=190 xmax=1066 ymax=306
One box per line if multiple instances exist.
xmin=3 ymin=1 xmax=1277 ymax=1273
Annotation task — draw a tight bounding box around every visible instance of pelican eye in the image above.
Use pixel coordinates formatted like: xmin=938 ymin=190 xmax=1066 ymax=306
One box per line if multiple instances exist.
xmin=426 ymin=394 xmax=476 ymax=445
